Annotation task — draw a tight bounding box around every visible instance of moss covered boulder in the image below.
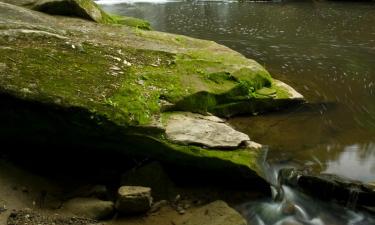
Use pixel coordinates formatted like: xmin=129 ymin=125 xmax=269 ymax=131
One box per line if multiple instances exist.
xmin=31 ymin=0 xmax=113 ymax=23
xmin=0 ymin=1 xmax=303 ymax=180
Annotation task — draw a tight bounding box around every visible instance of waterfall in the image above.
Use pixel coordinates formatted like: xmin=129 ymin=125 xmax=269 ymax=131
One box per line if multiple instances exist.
xmin=236 ymin=149 xmax=375 ymax=225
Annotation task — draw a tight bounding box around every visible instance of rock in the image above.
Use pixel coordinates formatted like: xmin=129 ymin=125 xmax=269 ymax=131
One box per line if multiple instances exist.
xmin=121 ymin=162 xmax=177 ymax=201
xmin=279 ymin=168 xmax=375 ymax=210
xmin=115 ymin=186 xmax=152 ymax=214
xmin=165 ymin=112 xmax=250 ymax=149
xmin=32 ymin=0 xmax=111 ymax=24
xmin=0 ymin=0 xmax=37 ymax=6
xmin=62 ymin=197 xmax=114 ymax=220
xmin=0 ymin=2 xmax=304 ymax=181
xmin=0 ymin=199 xmax=7 ymax=213
xmin=176 ymin=200 xmax=247 ymax=225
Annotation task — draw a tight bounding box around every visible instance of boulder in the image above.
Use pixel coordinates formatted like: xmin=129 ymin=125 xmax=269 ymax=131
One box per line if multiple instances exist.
xmin=0 ymin=2 xmax=304 ymax=182
xmin=121 ymin=162 xmax=177 ymax=201
xmin=62 ymin=197 xmax=115 ymax=220
xmin=279 ymin=168 xmax=375 ymax=211
xmin=176 ymin=200 xmax=247 ymax=225
xmin=31 ymin=0 xmax=112 ymax=23
xmin=165 ymin=112 xmax=251 ymax=149
xmin=115 ymin=186 xmax=152 ymax=214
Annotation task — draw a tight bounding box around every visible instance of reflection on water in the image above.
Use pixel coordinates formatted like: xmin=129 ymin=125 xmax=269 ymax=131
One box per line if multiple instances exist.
xmin=100 ymin=1 xmax=375 ymax=183
xmin=324 ymin=143 xmax=375 ymax=181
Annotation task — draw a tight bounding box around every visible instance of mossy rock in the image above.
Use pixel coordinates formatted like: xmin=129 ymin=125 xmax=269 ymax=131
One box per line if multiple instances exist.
xmin=0 ymin=2 xmax=304 ymax=180
xmin=31 ymin=0 xmax=114 ymax=23
xmin=110 ymin=14 xmax=151 ymax=30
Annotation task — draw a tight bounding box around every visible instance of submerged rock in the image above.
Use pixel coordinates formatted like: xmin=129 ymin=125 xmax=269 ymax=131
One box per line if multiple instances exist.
xmin=62 ymin=197 xmax=114 ymax=220
xmin=115 ymin=186 xmax=153 ymax=214
xmin=279 ymin=168 xmax=375 ymax=211
xmin=175 ymin=200 xmax=247 ymax=225
xmin=0 ymin=1 xmax=304 ymax=182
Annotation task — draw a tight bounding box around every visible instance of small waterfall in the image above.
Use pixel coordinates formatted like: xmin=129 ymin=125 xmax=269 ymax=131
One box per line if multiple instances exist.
xmin=346 ymin=187 xmax=360 ymax=210
xmin=236 ymin=149 xmax=375 ymax=225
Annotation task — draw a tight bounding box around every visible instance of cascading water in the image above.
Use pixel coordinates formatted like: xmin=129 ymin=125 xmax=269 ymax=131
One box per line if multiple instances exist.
xmin=236 ymin=149 xmax=375 ymax=225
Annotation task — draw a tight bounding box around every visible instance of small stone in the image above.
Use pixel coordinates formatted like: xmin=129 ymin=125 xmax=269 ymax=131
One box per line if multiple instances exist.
xmin=176 ymin=206 xmax=185 ymax=215
xmin=115 ymin=186 xmax=152 ymax=214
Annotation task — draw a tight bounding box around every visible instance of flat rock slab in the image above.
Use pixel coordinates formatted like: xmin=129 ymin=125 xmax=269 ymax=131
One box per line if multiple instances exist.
xmin=166 ymin=113 xmax=250 ymax=149
xmin=176 ymin=200 xmax=247 ymax=225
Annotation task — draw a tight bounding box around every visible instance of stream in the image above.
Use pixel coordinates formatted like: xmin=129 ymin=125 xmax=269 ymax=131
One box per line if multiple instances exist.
xmin=98 ymin=0 xmax=375 ymax=224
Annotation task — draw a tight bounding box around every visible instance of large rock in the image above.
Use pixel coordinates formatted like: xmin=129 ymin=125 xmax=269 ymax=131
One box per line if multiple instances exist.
xmin=176 ymin=200 xmax=247 ymax=225
xmin=115 ymin=186 xmax=152 ymax=214
xmin=165 ymin=112 xmax=251 ymax=149
xmin=62 ymin=197 xmax=115 ymax=220
xmin=31 ymin=0 xmax=112 ymax=23
xmin=279 ymin=168 xmax=375 ymax=211
xmin=0 ymin=2 xmax=304 ymax=181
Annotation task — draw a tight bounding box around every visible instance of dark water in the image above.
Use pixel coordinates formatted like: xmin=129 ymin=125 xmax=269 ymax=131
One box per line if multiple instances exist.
xmin=100 ymin=0 xmax=375 ymax=183
xmin=98 ymin=1 xmax=375 ymax=224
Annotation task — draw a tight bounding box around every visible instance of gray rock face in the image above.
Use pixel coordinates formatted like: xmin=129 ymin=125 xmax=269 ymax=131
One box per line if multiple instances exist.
xmin=176 ymin=200 xmax=247 ymax=225
xmin=62 ymin=197 xmax=114 ymax=220
xmin=115 ymin=186 xmax=152 ymax=214
xmin=166 ymin=112 xmax=251 ymax=149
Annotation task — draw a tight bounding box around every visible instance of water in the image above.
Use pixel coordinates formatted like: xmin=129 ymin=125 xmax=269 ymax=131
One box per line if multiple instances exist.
xmin=98 ymin=0 xmax=375 ymax=224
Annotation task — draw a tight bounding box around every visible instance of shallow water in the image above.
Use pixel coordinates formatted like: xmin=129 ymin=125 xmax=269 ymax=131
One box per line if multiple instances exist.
xmin=100 ymin=0 xmax=375 ymax=184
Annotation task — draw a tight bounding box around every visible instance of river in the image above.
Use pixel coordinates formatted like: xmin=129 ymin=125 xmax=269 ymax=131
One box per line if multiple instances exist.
xmin=98 ymin=0 xmax=375 ymax=224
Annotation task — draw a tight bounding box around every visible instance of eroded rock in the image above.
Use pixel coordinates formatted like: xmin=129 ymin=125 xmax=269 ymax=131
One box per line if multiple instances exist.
xmin=115 ymin=186 xmax=152 ymax=214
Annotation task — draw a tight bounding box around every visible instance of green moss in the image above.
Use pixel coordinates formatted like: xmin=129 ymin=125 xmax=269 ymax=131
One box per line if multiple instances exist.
xmin=161 ymin=140 xmax=263 ymax=175
xmin=109 ymin=14 xmax=151 ymax=30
